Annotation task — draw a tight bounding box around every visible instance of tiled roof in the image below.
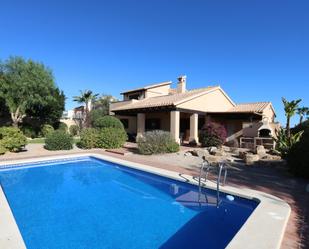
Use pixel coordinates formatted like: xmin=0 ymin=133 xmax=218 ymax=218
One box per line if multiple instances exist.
xmin=226 ymin=102 xmax=271 ymax=113
xmin=120 ymin=81 xmax=172 ymax=94
xmin=112 ymin=86 xmax=218 ymax=111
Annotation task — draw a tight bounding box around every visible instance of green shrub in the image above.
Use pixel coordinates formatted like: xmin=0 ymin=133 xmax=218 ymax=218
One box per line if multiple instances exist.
xmin=45 ymin=130 xmax=73 ymax=150
xmin=93 ymin=116 xmax=124 ymax=129
xmin=21 ymin=125 xmax=38 ymax=138
xmin=287 ymin=129 xmax=309 ymax=178
xmin=286 ymin=122 xmax=309 ymax=178
xmin=89 ymin=109 xmax=106 ymax=127
xmin=78 ymin=128 xmax=100 ymax=149
xmin=137 ymin=130 xmax=179 ymax=155
xmin=41 ymin=124 xmax=54 ymax=137
xmin=69 ymin=125 xmax=79 ymax=136
xmin=97 ymin=128 xmax=127 ymax=149
xmin=199 ymin=122 xmax=227 ymax=147
xmin=0 ymin=141 xmax=7 ymax=155
xmin=274 ymin=128 xmax=303 ymax=157
xmin=0 ymin=127 xmax=27 ymax=152
xmin=56 ymin=122 xmax=68 ymax=132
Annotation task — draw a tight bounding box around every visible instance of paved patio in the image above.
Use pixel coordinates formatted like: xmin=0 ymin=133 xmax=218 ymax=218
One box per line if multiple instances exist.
xmin=1 ymin=143 xmax=308 ymax=249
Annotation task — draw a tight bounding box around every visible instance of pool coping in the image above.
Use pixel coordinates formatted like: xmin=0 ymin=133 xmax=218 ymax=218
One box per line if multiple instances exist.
xmin=0 ymin=153 xmax=291 ymax=249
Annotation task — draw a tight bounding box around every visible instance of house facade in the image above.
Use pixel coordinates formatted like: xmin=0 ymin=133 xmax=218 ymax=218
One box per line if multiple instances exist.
xmin=110 ymin=76 xmax=278 ymax=146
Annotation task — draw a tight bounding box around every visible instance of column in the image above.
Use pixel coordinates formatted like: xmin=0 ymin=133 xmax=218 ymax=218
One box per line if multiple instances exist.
xmin=189 ymin=113 xmax=199 ymax=144
xmin=136 ymin=113 xmax=145 ymax=138
xmin=170 ymin=111 xmax=180 ymax=144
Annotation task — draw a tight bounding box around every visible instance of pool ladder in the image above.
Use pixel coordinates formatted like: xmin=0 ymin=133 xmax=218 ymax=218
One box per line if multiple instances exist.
xmin=197 ymin=160 xmax=228 ymax=208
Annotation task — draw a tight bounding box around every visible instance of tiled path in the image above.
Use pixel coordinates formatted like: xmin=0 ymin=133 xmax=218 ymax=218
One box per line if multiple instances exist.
xmin=1 ymin=144 xmax=308 ymax=249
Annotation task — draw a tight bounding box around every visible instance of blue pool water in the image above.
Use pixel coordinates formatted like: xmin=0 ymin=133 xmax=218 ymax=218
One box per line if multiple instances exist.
xmin=0 ymin=157 xmax=258 ymax=249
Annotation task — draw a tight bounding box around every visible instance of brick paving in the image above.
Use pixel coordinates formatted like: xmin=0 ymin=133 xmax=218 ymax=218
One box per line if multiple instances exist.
xmin=1 ymin=143 xmax=308 ymax=249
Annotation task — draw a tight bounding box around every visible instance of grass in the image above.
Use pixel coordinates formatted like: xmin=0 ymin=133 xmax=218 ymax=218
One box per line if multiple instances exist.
xmin=27 ymin=137 xmax=80 ymax=144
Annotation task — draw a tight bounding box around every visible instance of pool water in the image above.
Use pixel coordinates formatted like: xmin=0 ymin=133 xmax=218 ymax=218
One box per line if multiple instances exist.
xmin=0 ymin=157 xmax=258 ymax=249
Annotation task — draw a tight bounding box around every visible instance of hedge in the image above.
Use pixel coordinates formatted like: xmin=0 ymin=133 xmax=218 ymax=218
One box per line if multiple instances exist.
xmin=45 ymin=130 xmax=73 ymax=150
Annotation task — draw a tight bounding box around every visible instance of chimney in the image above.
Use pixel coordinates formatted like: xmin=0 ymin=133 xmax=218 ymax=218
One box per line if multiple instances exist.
xmin=177 ymin=75 xmax=186 ymax=93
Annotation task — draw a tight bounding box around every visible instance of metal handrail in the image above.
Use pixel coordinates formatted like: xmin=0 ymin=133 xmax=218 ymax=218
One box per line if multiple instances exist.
xmin=197 ymin=160 xmax=228 ymax=208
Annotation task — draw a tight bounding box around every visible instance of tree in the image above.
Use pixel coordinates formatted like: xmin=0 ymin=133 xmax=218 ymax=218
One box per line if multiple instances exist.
xmin=73 ymin=90 xmax=98 ymax=128
xmin=0 ymin=56 xmax=65 ymax=127
xmin=297 ymin=107 xmax=309 ymax=124
xmin=93 ymin=94 xmax=118 ymax=115
xmin=282 ymin=97 xmax=302 ymax=142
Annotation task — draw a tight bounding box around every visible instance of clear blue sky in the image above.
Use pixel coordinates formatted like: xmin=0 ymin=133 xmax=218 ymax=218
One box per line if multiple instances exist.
xmin=1 ymin=0 xmax=308 ymax=126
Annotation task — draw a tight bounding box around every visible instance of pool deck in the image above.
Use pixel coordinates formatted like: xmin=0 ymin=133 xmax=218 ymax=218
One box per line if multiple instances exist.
xmin=0 ymin=143 xmax=308 ymax=249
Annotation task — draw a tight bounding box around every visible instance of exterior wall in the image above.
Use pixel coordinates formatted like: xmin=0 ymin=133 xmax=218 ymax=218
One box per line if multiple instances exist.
xmin=114 ymin=115 xmax=137 ymax=134
xmin=145 ymin=112 xmax=170 ymax=131
xmin=262 ymin=104 xmax=275 ymax=122
xmin=177 ymin=89 xmax=234 ymax=112
xmin=145 ymin=85 xmax=170 ymax=98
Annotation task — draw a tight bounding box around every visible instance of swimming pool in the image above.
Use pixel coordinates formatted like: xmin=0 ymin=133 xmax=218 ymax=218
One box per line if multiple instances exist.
xmin=0 ymin=156 xmax=259 ymax=249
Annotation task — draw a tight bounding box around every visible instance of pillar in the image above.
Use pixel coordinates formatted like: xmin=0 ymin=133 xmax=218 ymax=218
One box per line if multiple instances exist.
xmin=170 ymin=111 xmax=180 ymax=144
xmin=189 ymin=113 xmax=199 ymax=144
xmin=137 ymin=113 xmax=145 ymax=138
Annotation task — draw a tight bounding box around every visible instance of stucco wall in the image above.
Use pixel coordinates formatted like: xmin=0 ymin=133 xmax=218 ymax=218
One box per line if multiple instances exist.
xmin=145 ymin=112 xmax=170 ymax=131
xmin=177 ymin=88 xmax=234 ymax=112
xmin=145 ymin=85 xmax=170 ymax=98
xmin=262 ymin=104 xmax=275 ymax=122
xmin=114 ymin=115 xmax=137 ymax=134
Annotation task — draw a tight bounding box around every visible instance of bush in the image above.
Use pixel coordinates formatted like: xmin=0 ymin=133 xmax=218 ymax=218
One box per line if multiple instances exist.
xmin=89 ymin=109 xmax=106 ymax=127
xmin=287 ymin=129 xmax=309 ymax=178
xmin=199 ymin=122 xmax=227 ymax=147
xmin=21 ymin=125 xmax=38 ymax=138
xmin=0 ymin=142 xmax=6 ymax=155
xmin=41 ymin=124 xmax=54 ymax=137
xmin=56 ymin=122 xmax=68 ymax=132
xmin=45 ymin=130 xmax=73 ymax=150
xmin=137 ymin=130 xmax=179 ymax=155
xmin=274 ymin=128 xmax=303 ymax=157
xmin=0 ymin=127 xmax=27 ymax=152
xmin=93 ymin=116 xmax=124 ymax=129
xmin=78 ymin=128 xmax=100 ymax=149
xmin=69 ymin=125 xmax=79 ymax=136
xmin=97 ymin=128 xmax=127 ymax=149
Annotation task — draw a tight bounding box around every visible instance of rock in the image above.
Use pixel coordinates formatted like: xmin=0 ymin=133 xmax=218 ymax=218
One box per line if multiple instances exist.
xmin=213 ymin=149 xmax=226 ymax=157
xmin=208 ymin=146 xmax=217 ymax=154
xmin=203 ymin=155 xmax=225 ymax=164
xmin=229 ymin=147 xmax=240 ymax=156
xmin=184 ymin=152 xmax=192 ymax=157
xmin=239 ymin=151 xmax=248 ymax=159
xmin=261 ymin=154 xmax=282 ymax=161
xmin=256 ymin=145 xmax=267 ymax=158
xmin=190 ymin=149 xmax=209 ymax=158
xmin=244 ymin=153 xmax=260 ymax=165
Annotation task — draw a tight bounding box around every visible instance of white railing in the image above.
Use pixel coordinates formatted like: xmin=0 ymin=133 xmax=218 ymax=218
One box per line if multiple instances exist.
xmin=240 ymin=137 xmax=276 ymax=150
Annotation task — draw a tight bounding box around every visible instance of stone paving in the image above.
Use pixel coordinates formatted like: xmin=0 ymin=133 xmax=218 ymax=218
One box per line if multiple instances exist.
xmin=0 ymin=143 xmax=308 ymax=249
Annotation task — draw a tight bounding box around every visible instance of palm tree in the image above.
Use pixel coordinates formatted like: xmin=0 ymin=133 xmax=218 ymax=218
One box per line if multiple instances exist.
xmin=282 ymin=97 xmax=302 ymax=141
xmin=297 ymin=107 xmax=309 ymax=124
xmin=73 ymin=90 xmax=98 ymax=127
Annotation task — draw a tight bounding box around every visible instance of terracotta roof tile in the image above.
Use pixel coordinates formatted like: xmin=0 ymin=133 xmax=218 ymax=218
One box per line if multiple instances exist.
xmin=112 ymin=86 xmax=217 ymax=111
xmin=226 ymin=102 xmax=271 ymax=113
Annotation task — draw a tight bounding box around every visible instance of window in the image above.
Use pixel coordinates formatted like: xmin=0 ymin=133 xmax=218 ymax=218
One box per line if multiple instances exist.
xmin=146 ymin=119 xmax=161 ymax=130
xmin=120 ymin=119 xmax=129 ymax=129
